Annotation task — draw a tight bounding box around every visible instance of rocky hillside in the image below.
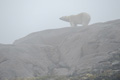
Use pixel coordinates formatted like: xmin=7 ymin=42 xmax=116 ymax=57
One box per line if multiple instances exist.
xmin=0 ymin=19 xmax=120 ymax=80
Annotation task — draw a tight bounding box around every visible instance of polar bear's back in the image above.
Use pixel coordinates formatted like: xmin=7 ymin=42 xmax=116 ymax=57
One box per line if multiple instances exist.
xmin=69 ymin=14 xmax=82 ymax=24
xmin=69 ymin=12 xmax=90 ymax=24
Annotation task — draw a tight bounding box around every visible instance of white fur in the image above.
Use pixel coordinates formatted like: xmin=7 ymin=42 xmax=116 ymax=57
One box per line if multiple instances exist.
xmin=60 ymin=12 xmax=91 ymax=27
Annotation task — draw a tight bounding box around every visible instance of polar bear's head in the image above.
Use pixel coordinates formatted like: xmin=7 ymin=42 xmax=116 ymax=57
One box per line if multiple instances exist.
xmin=59 ymin=16 xmax=69 ymax=22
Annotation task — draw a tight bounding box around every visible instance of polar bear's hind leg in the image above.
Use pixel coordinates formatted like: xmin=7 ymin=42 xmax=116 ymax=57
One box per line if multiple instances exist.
xmin=82 ymin=21 xmax=89 ymax=26
xmin=82 ymin=17 xmax=90 ymax=26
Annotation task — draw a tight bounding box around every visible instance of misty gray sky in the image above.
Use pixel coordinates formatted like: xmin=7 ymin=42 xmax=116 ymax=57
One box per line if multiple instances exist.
xmin=0 ymin=0 xmax=120 ymax=44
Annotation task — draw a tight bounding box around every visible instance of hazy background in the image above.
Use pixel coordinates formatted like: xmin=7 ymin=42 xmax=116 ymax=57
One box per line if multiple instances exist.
xmin=0 ymin=0 xmax=120 ymax=44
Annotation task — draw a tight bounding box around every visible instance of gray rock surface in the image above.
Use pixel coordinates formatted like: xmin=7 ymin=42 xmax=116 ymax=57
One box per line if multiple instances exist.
xmin=0 ymin=19 xmax=120 ymax=79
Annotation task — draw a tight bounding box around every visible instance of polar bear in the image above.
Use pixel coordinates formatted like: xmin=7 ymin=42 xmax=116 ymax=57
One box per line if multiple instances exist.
xmin=59 ymin=12 xmax=91 ymax=27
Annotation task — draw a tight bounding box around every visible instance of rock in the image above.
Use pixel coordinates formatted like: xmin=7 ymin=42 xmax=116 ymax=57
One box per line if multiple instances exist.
xmin=0 ymin=19 xmax=120 ymax=79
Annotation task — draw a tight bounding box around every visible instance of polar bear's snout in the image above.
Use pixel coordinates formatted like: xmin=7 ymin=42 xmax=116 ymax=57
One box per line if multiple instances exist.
xmin=59 ymin=16 xmax=69 ymax=22
xmin=59 ymin=17 xmax=62 ymax=20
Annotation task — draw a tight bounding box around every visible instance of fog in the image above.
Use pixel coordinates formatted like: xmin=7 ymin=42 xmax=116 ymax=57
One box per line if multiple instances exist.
xmin=0 ymin=0 xmax=120 ymax=44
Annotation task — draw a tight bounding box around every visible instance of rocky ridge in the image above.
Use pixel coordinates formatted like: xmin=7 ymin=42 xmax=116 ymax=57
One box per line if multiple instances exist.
xmin=0 ymin=19 xmax=120 ymax=80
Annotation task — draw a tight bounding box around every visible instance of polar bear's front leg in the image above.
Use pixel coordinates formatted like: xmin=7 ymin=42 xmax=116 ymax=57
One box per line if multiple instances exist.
xmin=70 ymin=22 xmax=77 ymax=27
